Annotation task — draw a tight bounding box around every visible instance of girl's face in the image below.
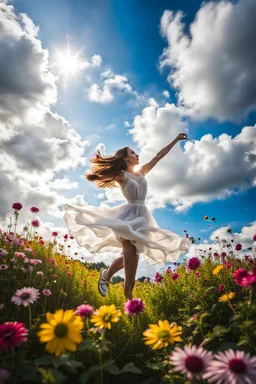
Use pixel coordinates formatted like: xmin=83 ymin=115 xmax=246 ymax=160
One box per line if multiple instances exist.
xmin=126 ymin=148 xmax=139 ymax=165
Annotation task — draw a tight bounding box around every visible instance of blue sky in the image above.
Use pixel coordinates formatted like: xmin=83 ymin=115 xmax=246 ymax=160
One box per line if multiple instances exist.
xmin=1 ymin=0 xmax=255 ymax=277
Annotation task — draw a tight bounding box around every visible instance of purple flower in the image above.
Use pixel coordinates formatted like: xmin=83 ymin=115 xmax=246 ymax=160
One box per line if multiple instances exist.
xmin=188 ymin=257 xmax=201 ymax=270
xmin=0 ymin=368 xmax=10 ymax=382
xmin=75 ymin=304 xmax=94 ymax=319
xmin=169 ymin=345 xmax=213 ymax=382
xmin=11 ymin=287 xmax=40 ymax=307
xmin=42 ymin=289 xmax=52 ymax=297
xmin=124 ymin=298 xmax=146 ymax=316
xmin=204 ymin=349 xmax=256 ymax=383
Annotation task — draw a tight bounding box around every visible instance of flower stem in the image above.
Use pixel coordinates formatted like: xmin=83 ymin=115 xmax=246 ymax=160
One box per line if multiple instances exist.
xmin=28 ymin=303 xmax=32 ymax=330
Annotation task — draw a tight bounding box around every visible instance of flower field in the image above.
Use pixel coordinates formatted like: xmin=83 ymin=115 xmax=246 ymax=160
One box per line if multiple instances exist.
xmin=1 ymin=203 xmax=256 ymax=383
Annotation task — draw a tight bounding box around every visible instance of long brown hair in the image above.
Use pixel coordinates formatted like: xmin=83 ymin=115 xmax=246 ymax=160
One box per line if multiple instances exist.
xmin=84 ymin=146 xmax=129 ymax=188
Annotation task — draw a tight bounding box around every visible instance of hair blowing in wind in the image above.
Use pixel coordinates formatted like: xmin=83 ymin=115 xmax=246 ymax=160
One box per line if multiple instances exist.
xmin=85 ymin=146 xmax=129 ymax=188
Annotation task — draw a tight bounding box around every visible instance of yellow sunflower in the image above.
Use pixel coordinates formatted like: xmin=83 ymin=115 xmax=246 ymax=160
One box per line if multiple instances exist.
xmin=218 ymin=292 xmax=235 ymax=302
xmin=143 ymin=320 xmax=182 ymax=350
xmin=213 ymin=265 xmax=224 ymax=275
xmin=90 ymin=304 xmax=122 ymax=329
xmin=37 ymin=309 xmax=84 ymax=356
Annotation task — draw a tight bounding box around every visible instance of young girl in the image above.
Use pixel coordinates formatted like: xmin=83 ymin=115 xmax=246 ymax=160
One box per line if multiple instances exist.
xmin=63 ymin=133 xmax=190 ymax=300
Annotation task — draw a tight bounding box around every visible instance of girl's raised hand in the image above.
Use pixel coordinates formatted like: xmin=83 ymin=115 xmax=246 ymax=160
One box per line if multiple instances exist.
xmin=176 ymin=133 xmax=188 ymax=141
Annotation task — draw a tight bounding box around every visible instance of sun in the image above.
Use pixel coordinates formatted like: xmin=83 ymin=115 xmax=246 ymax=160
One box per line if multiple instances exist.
xmin=51 ymin=38 xmax=87 ymax=86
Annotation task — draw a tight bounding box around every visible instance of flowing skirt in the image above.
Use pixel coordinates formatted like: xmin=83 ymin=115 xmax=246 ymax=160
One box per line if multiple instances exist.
xmin=63 ymin=202 xmax=190 ymax=265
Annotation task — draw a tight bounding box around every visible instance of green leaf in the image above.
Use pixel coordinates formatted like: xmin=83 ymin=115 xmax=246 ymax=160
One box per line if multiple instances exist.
xmin=79 ymin=365 xmax=100 ymax=384
xmin=34 ymin=355 xmax=55 ymax=366
xmin=105 ymin=364 xmax=121 ymax=375
xmin=54 ymin=354 xmax=84 ymax=374
xmin=121 ymin=362 xmax=142 ymax=374
xmin=78 ymin=339 xmax=94 ymax=351
xmin=102 ymin=359 xmax=115 ymax=368
xmin=16 ymin=362 xmax=38 ymax=382
xmin=51 ymin=369 xmax=66 ymax=383
xmin=146 ymin=362 xmax=163 ymax=371
xmin=210 ymin=325 xmax=229 ymax=339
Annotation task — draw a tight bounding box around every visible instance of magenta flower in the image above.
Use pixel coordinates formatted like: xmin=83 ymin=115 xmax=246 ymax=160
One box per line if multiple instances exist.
xmin=11 ymin=287 xmax=40 ymax=307
xmin=253 ymin=234 xmax=256 ymax=242
xmin=12 ymin=202 xmax=22 ymax=211
xmin=172 ymin=273 xmax=180 ymax=280
xmin=225 ymin=262 xmax=233 ymax=270
xmin=188 ymin=257 xmax=201 ymax=270
xmin=0 ymin=322 xmax=28 ymax=351
xmin=233 ymin=268 xmax=249 ymax=286
xmin=196 ymin=272 xmax=201 ymax=278
xmin=169 ymin=345 xmax=213 ymax=382
xmin=124 ymin=298 xmax=146 ymax=316
xmin=64 ymin=234 xmax=68 ymax=239
xmin=235 ymin=243 xmax=242 ymax=251
xmin=204 ymin=349 xmax=256 ymax=383
xmin=42 ymin=289 xmax=52 ymax=297
xmin=240 ymin=272 xmax=256 ymax=288
xmin=153 ymin=272 xmax=163 ymax=283
xmin=52 ymin=231 xmax=58 ymax=237
xmin=0 ymin=368 xmax=10 ymax=382
xmin=31 ymin=220 xmax=39 ymax=228
xmin=75 ymin=304 xmax=94 ymax=318
xmin=30 ymin=206 xmax=39 ymax=213
xmin=218 ymin=284 xmax=224 ymax=293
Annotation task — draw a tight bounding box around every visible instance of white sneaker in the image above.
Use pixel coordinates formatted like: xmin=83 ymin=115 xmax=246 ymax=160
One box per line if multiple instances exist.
xmin=98 ymin=269 xmax=110 ymax=297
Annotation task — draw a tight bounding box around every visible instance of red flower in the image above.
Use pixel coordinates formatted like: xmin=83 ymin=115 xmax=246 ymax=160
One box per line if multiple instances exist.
xmin=235 ymin=244 xmax=242 ymax=251
xmin=31 ymin=220 xmax=39 ymax=228
xmin=0 ymin=322 xmax=28 ymax=351
xmin=30 ymin=207 xmax=39 ymax=213
xmin=52 ymin=232 xmax=58 ymax=237
xmin=64 ymin=234 xmax=68 ymax=239
xmin=12 ymin=202 xmax=22 ymax=211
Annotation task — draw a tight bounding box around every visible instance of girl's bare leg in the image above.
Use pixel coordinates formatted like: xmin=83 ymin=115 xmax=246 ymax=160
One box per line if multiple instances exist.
xmin=105 ymin=256 xmax=124 ymax=281
xmin=122 ymin=240 xmax=139 ymax=300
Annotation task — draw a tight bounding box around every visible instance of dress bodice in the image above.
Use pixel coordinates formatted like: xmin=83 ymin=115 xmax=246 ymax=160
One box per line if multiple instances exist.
xmin=120 ymin=170 xmax=147 ymax=202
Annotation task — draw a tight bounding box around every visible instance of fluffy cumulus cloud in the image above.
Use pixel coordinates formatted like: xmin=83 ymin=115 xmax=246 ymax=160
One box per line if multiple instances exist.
xmin=100 ymin=101 xmax=256 ymax=213
xmin=0 ymin=3 xmax=88 ymax=226
xmin=159 ymin=0 xmax=256 ymax=121
xmin=85 ymin=69 xmax=143 ymax=104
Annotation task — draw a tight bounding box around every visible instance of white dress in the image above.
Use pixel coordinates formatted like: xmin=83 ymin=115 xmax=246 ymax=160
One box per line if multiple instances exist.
xmin=63 ymin=170 xmax=190 ymax=265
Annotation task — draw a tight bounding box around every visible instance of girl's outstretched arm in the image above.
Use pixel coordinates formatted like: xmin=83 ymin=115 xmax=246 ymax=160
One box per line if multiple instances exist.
xmin=139 ymin=133 xmax=188 ymax=175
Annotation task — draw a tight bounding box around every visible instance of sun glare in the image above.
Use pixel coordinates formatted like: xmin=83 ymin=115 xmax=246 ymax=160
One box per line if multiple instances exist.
xmin=51 ymin=38 xmax=87 ymax=86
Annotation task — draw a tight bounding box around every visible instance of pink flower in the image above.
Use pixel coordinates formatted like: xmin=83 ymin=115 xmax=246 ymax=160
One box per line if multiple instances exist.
xmin=169 ymin=345 xmax=213 ymax=382
xmin=30 ymin=206 xmax=39 ymax=213
xmin=0 ymin=265 xmax=8 ymax=270
xmin=0 ymin=368 xmax=10 ymax=382
xmin=188 ymin=257 xmax=201 ymax=270
xmin=14 ymin=252 xmax=25 ymax=259
xmin=172 ymin=273 xmax=180 ymax=280
xmin=153 ymin=272 xmax=163 ymax=283
xmin=11 ymin=287 xmax=40 ymax=307
xmin=233 ymin=268 xmax=249 ymax=286
xmin=240 ymin=272 xmax=256 ymax=288
xmin=225 ymin=262 xmax=233 ymax=270
xmin=67 ymin=272 xmax=71 ymax=276
xmin=0 ymin=322 xmax=28 ymax=351
xmin=31 ymin=220 xmax=39 ymax=228
xmin=196 ymin=272 xmax=201 ymax=278
xmin=12 ymin=202 xmax=22 ymax=211
xmin=204 ymin=349 xmax=256 ymax=383
xmin=75 ymin=304 xmax=94 ymax=318
xmin=52 ymin=231 xmax=58 ymax=237
xmin=42 ymin=289 xmax=52 ymax=297
xmin=218 ymin=284 xmax=224 ymax=293
xmin=29 ymin=259 xmax=42 ymax=265
xmin=48 ymin=257 xmax=55 ymax=263
xmin=124 ymin=298 xmax=146 ymax=316
xmin=235 ymin=243 xmax=242 ymax=251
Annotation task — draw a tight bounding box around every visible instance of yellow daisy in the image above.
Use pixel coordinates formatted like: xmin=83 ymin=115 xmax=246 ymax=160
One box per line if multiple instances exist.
xmin=37 ymin=309 xmax=84 ymax=356
xmin=143 ymin=320 xmax=182 ymax=350
xmin=213 ymin=265 xmax=224 ymax=275
xmin=218 ymin=292 xmax=235 ymax=302
xmin=90 ymin=304 xmax=122 ymax=329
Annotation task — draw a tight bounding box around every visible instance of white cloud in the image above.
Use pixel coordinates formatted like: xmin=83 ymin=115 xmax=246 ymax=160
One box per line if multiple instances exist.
xmin=163 ymin=90 xmax=170 ymax=99
xmin=124 ymin=121 xmax=131 ymax=127
xmin=83 ymin=54 xmax=102 ymax=69
xmin=85 ymin=69 xmax=143 ymax=104
xmin=159 ymin=0 xmax=256 ymax=121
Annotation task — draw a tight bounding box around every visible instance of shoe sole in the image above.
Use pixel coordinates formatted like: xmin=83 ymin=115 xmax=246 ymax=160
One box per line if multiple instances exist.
xmin=98 ymin=270 xmax=108 ymax=297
